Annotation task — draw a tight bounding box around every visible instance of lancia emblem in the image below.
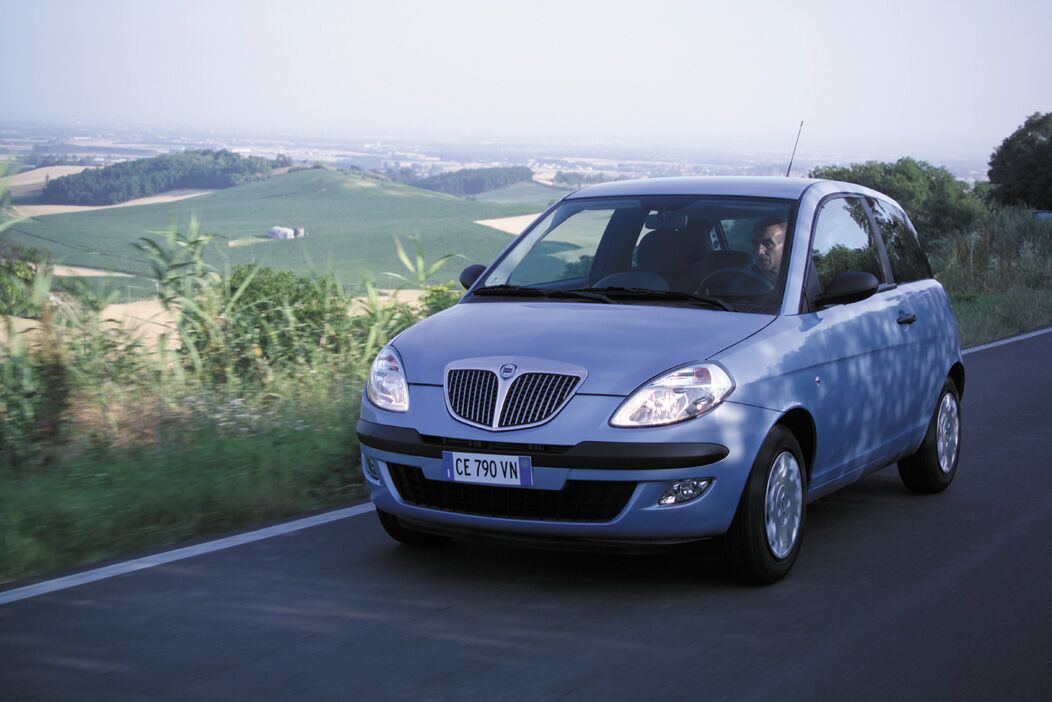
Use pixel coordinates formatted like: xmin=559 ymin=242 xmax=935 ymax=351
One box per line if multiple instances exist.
xmin=500 ymin=363 xmax=517 ymax=379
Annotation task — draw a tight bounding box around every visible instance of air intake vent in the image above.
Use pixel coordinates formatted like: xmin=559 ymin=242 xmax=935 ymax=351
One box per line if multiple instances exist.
xmin=388 ymin=464 xmax=634 ymax=522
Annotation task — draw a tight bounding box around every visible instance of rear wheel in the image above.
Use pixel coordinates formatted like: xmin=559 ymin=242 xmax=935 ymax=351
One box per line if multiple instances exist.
xmin=724 ymin=425 xmax=806 ymax=584
xmin=376 ymin=508 xmax=449 ymax=547
xmin=898 ymin=378 xmax=961 ymax=494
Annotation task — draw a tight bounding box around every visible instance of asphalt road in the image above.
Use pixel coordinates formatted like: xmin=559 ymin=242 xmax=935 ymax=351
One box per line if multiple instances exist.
xmin=3 ymin=332 xmax=1051 ymax=701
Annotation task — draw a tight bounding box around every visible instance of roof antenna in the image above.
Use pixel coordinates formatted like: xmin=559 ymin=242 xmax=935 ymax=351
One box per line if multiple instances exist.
xmin=785 ymin=120 xmax=804 ymax=177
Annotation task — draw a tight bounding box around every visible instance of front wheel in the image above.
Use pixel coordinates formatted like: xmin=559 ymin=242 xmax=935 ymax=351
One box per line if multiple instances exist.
xmin=723 ymin=425 xmax=807 ymax=584
xmin=898 ymin=378 xmax=961 ymax=494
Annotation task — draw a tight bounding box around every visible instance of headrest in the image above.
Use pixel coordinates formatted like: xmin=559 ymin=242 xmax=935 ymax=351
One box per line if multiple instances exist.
xmin=637 ymin=229 xmax=687 ymax=273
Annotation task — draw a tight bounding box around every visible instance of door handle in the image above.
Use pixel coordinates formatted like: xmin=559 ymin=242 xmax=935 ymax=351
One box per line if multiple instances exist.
xmin=897 ymin=313 xmax=917 ymax=325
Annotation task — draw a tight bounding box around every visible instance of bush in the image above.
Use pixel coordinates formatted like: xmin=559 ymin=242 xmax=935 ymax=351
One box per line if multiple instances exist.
xmin=933 ymin=206 xmax=1052 ymax=294
xmin=0 ymin=259 xmax=37 ymax=316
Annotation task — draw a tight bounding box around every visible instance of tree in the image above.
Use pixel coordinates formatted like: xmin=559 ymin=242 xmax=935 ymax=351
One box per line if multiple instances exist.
xmin=810 ymin=158 xmax=985 ymax=245
xmin=988 ymin=112 xmax=1052 ymax=210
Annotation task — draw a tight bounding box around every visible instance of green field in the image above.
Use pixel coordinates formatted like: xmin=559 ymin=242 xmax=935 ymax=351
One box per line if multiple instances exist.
xmin=474 ymin=180 xmax=571 ymax=208
xmin=5 ymin=169 xmax=537 ymax=287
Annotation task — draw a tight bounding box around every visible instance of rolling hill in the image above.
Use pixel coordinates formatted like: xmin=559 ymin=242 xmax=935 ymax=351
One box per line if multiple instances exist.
xmin=4 ymin=169 xmax=538 ymax=288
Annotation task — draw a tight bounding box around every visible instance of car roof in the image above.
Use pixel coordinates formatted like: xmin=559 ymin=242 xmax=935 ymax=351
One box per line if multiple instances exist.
xmin=564 ymin=176 xmax=823 ymax=200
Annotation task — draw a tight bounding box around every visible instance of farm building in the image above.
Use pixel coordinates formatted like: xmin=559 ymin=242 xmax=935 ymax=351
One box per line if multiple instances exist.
xmin=265 ymin=226 xmax=308 ymax=240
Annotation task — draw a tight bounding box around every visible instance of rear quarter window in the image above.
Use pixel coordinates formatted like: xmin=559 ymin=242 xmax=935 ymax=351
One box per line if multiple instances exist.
xmin=868 ymin=198 xmax=933 ymax=283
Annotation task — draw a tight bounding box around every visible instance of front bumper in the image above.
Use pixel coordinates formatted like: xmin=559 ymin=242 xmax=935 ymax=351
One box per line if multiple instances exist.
xmin=358 ymin=386 xmax=780 ymax=542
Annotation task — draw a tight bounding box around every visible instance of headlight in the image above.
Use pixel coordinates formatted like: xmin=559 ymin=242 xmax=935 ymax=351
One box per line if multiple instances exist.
xmin=367 ymin=345 xmax=409 ymax=412
xmin=610 ymin=363 xmax=733 ymax=427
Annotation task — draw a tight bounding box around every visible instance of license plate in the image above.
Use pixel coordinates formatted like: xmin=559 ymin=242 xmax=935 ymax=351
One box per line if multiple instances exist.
xmin=442 ymin=451 xmax=533 ymax=487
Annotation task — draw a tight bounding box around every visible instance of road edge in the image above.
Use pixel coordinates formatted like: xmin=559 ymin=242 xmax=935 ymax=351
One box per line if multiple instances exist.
xmin=4 ymin=323 xmax=1051 ymax=606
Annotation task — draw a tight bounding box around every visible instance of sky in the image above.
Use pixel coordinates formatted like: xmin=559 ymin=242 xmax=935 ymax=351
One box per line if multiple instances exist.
xmin=2 ymin=0 xmax=1050 ymax=159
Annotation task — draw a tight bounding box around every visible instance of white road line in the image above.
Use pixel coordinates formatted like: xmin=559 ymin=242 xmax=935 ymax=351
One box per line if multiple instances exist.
xmin=962 ymin=325 xmax=1052 ymax=355
xmin=0 ymin=503 xmax=376 ymax=606
xmin=4 ymin=323 xmax=1052 ymax=606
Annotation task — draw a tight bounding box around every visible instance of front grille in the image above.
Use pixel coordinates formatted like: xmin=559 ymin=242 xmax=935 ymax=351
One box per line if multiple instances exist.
xmin=446 ymin=368 xmax=581 ymax=429
xmin=447 ymin=369 xmax=499 ymax=427
xmin=389 ymin=464 xmax=634 ymax=522
xmin=497 ymin=373 xmax=580 ymax=428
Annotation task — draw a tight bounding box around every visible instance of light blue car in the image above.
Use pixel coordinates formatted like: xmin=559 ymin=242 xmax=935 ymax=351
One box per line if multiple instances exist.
xmin=357 ymin=177 xmax=964 ymax=583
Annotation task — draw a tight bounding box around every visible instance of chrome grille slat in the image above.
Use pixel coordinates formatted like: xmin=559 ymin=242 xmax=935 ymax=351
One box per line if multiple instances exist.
xmin=530 ymin=374 xmax=556 ymax=424
xmin=541 ymin=375 xmax=567 ymax=419
xmin=513 ymin=374 xmax=539 ymax=426
xmin=503 ymin=374 xmax=527 ymax=427
xmin=512 ymin=373 xmax=540 ymax=426
xmin=485 ymin=373 xmax=497 ymax=424
xmin=469 ymin=371 xmax=479 ymax=423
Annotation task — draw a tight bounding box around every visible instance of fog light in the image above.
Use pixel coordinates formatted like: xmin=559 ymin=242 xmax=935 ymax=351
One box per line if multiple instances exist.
xmin=363 ymin=453 xmax=380 ymax=481
xmin=658 ymin=479 xmax=711 ymax=506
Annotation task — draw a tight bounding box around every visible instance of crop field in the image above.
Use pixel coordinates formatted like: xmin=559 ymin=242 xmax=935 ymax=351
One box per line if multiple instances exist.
xmin=7 ymin=166 xmax=93 ymax=199
xmin=474 ymin=180 xmax=570 ymax=208
xmin=4 ymin=169 xmax=537 ymax=287
xmin=15 ymin=189 xmax=214 ymax=217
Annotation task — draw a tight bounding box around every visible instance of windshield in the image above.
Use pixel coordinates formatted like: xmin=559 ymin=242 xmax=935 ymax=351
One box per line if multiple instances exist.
xmin=477 ymin=195 xmax=796 ymax=313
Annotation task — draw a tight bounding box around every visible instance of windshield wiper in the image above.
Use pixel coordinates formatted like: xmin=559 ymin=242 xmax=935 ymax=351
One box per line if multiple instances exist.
xmin=471 ymin=284 xmax=548 ymax=297
xmin=471 ymin=285 xmax=612 ymax=304
xmin=548 ymin=289 xmax=614 ymax=304
xmin=583 ymin=287 xmax=736 ymax=312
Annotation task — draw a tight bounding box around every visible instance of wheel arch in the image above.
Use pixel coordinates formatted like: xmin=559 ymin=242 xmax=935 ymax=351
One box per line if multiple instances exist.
xmin=776 ymin=407 xmax=816 ymax=482
xmin=949 ymin=361 xmax=965 ymax=399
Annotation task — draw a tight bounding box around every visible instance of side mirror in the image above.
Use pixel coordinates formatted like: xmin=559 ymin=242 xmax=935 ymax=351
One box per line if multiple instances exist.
xmin=816 ymin=271 xmax=879 ymax=308
xmin=459 ymin=264 xmax=486 ymax=290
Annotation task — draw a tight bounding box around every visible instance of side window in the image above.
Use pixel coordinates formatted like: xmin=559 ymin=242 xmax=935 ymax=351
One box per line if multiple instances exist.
xmin=810 ymin=196 xmax=885 ymax=290
xmin=868 ymin=198 xmax=933 ymax=283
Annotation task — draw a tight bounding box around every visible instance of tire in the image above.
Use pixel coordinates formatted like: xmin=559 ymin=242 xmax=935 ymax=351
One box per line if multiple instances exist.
xmin=898 ymin=378 xmax=961 ymax=494
xmin=376 ymin=508 xmax=449 ymax=547
xmin=723 ymin=425 xmax=807 ymax=585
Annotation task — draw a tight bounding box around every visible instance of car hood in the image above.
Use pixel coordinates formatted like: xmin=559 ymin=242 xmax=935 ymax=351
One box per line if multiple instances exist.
xmin=393 ymin=301 xmax=774 ymax=395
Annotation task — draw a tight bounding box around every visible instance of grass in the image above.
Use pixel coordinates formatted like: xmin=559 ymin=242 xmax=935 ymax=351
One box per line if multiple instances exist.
xmin=4 ymin=169 xmax=536 ymax=287
xmin=950 ymin=287 xmax=1052 ymax=347
xmin=0 ymin=397 xmax=362 ymax=578
xmin=0 ymin=218 xmax=444 ymax=583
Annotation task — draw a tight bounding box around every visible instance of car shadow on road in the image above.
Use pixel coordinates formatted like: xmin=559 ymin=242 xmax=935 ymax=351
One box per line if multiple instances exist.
xmin=361 ymin=466 xmax=920 ymax=595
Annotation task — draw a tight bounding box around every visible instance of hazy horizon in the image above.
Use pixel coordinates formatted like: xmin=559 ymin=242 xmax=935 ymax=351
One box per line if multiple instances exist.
xmin=2 ymin=0 xmax=1049 ymax=161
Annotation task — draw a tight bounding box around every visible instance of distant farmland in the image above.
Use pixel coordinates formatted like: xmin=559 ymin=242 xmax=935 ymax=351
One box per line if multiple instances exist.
xmin=475 ymin=180 xmax=571 ymax=208
xmin=5 ymin=169 xmax=538 ymax=288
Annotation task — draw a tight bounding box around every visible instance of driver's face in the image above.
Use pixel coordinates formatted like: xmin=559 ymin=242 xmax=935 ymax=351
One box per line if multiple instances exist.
xmin=753 ymin=223 xmax=786 ymax=275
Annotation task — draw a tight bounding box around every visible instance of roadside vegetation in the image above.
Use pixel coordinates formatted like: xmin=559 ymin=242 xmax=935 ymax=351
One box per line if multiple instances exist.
xmin=0 ymin=211 xmax=461 ymax=581
xmin=2 ymin=113 xmax=1051 ymax=583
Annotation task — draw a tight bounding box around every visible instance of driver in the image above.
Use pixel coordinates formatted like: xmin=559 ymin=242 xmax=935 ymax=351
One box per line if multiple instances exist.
xmin=752 ymin=218 xmax=787 ymax=282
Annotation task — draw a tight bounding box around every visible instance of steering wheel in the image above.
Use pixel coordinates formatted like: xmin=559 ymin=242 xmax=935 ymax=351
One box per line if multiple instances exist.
xmin=697 ymin=266 xmax=775 ymax=296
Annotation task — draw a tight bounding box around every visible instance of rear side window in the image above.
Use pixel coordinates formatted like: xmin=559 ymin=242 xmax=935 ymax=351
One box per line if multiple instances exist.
xmin=868 ymin=198 xmax=933 ymax=283
xmin=810 ymin=196 xmax=885 ymax=289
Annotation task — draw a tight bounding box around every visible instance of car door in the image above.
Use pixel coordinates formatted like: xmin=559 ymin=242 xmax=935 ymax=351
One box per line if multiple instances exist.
xmin=867 ymin=197 xmax=948 ymax=436
xmin=805 ymin=195 xmax=917 ymax=491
